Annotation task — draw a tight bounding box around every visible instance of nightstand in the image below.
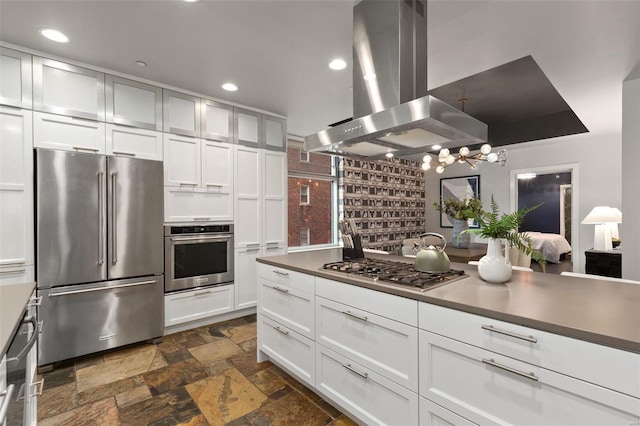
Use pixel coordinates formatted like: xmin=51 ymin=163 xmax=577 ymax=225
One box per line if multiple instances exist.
xmin=585 ymin=249 xmax=622 ymax=278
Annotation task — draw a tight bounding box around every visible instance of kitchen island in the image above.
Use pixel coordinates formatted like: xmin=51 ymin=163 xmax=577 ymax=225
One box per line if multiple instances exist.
xmin=256 ymin=249 xmax=640 ymax=426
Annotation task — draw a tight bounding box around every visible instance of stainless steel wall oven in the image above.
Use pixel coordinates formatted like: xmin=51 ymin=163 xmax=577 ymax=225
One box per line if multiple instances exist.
xmin=164 ymin=224 xmax=234 ymax=293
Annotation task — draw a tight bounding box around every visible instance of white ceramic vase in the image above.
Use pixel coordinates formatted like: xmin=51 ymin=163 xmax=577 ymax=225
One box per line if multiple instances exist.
xmin=478 ymin=238 xmax=512 ymax=283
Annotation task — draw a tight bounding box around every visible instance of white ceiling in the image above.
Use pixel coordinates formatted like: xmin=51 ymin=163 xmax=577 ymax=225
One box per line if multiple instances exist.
xmin=0 ymin=0 xmax=638 ymax=140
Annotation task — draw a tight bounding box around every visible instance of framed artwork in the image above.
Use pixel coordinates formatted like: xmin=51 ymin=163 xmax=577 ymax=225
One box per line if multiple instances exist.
xmin=439 ymin=175 xmax=480 ymax=228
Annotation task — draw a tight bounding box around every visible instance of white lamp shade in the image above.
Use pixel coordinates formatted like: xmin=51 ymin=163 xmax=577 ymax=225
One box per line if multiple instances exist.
xmin=581 ymin=206 xmax=622 ymax=224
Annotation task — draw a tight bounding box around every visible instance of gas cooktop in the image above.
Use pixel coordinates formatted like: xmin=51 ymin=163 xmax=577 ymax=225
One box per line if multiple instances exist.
xmin=322 ymin=258 xmax=467 ymax=292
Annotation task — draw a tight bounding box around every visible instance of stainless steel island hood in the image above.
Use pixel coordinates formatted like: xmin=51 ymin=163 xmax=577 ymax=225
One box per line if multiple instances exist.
xmin=304 ymin=0 xmax=487 ymax=159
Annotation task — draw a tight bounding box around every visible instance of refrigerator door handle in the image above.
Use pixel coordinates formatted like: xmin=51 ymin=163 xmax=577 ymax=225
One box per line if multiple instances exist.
xmin=98 ymin=171 xmax=105 ymax=265
xmin=49 ymin=280 xmax=158 ymax=297
xmin=111 ymin=172 xmax=118 ymax=264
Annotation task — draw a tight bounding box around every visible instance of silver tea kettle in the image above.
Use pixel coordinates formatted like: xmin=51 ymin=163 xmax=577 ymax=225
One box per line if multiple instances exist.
xmin=414 ymin=233 xmax=451 ymax=273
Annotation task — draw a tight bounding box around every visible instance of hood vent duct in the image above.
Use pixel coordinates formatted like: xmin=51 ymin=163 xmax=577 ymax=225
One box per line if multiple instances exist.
xmin=305 ymin=0 xmax=488 ymax=159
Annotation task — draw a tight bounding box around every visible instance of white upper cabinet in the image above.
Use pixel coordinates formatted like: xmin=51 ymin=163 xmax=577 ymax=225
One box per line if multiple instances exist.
xmin=33 ymin=111 xmax=105 ymax=154
xmin=163 ymin=133 xmax=200 ymax=187
xmin=106 ymin=75 xmax=162 ymax=131
xmin=262 ymin=115 xmax=286 ymax=152
xmin=33 ymin=57 xmax=105 ymax=121
xmin=106 ymin=124 xmax=163 ymax=161
xmin=0 ymin=107 xmax=34 ymax=283
xmin=163 ymin=90 xmax=200 ymax=137
xmin=202 ymin=140 xmax=233 ymax=192
xmin=234 ymin=108 xmax=261 ymax=148
xmin=0 ymin=47 xmax=32 ymax=109
xmin=263 ymin=151 xmax=287 ymax=246
xmin=202 ymin=99 xmax=233 ymax=143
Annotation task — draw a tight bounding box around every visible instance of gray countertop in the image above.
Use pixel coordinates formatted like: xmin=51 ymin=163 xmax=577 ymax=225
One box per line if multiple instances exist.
xmin=0 ymin=282 xmax=36 ymax=357
xmin=257 ymin=249 xmax=640 ymax=354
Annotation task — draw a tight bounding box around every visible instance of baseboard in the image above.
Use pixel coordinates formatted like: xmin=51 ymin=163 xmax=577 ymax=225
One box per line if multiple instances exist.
xmin=163 ymin=307 xmax=257 ymax=335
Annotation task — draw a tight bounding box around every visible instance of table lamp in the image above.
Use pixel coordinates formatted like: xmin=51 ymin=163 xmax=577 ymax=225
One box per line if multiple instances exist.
xmin=581 ymin=206 xmax=622 ymax=251
xmin=608 ymin=207 xmax=622 ymax=241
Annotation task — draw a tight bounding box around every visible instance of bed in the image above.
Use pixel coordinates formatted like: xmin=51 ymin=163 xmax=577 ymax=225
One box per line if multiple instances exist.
xmin=525 ymin=232 xmax=572 ymax=263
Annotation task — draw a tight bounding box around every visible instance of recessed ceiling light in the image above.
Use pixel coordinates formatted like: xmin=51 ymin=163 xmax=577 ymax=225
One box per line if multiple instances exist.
xmin=432 ymin=144 xmax=442 ymax=150
xmin=329 ymin=59 xmax=347 ymax=71
xmin=136 ymin=61 xmax=147 ymax=67
xmin=183 ymin=0 xmax=200 ymax=2
xmin=39 ymin=28 xmax=69 ymax=43
xmin=222 ymin=83 xmax=238 ymax=92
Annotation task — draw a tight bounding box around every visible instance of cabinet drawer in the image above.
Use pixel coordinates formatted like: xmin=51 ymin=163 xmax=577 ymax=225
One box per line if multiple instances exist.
xmin=258 ymin=315 xmax=315 ymax=388
xmin=165 ymin=284 xmax=234 ymax=327
xmin=316 ymin=345 xmax=419 ymax=426
xmin=0 ymin=265 xmax=34 ymax=286
xmin=257 ymin=264 xmax=314 ymax=294
xmin=316 ymin=277 xmax=417 ymax=326
xmin=420 ymin=397 xmax=477 ymax=426
xmin=259 ymin=278 xmax=314 ymax=339
xmin=316 ymin=296 xmax=418 ymax=391
xmin=419 ymin=330 xmax=640 ymax=425
xmin=419 ymin=303 xmax=640 ymax=398
xmin=33 ymin=111 xmax=105 ymax=154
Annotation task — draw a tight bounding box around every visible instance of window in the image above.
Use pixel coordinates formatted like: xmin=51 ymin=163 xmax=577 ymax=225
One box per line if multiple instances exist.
xmin=287 ymin=143 xmax=338 ymax=248
xmin=300 ymin=227 xmax=310 ymax=246
xmin=300 ymin=185 xmax=309 ymax=205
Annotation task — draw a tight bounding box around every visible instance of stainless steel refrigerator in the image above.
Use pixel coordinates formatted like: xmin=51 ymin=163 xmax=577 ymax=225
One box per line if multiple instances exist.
xmin=35 ymin=148 xmax=164 ymax=366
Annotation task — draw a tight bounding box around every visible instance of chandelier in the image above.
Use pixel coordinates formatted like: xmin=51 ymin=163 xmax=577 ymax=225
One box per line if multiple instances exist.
xmin=421 ymin=144 xmax=507 ymax=173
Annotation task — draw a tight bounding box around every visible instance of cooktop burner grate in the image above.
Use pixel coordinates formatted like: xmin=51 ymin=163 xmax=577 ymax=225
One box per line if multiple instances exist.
xmin=322 ymin=258 xmax=467 ymax=291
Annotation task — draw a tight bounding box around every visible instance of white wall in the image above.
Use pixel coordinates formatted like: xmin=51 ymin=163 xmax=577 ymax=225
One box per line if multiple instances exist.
xmin=621 ymin=74 xmax=640 ymax=280
xmin=425 ymin=131 xmax=622 ymax=273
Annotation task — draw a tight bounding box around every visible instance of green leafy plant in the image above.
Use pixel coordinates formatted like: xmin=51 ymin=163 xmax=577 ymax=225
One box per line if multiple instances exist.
xmin=433 ymin=197 xmax=484 ymax=221
xmin=464 ymin=196 xmax=546 ymax=269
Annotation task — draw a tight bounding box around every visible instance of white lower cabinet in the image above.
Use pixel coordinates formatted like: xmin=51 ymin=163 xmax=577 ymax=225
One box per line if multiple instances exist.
xmin=420 ymin=397 xmax=477 ymax=426
xmin=106 ymin=124 xmax=163 ymax=161
xmin=315 ymin=296 xmax=418 ymax=391
xmin=316 ymin=345 xmax=419 ymax=426
xmin=33 ymin=111 xmax=105 ymax=154
xmin=164 ymin=285 xmax=234 ymax=327
xmin=234 ymin=246 xmax=261 ymax=309
xmin=258 ymin=314 xmax=315 ymax=387
xmin=419 ymin=330 xmax=640 ymax=425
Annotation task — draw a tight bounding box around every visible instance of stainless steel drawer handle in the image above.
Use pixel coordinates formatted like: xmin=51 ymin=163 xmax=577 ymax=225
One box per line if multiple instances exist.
xmin=7 ymin=316 xmax=38 ymax=366
xmin=49 ymin=280 xmax=157 ymax=297
xmin=112 ymin=150 xmax=136 ymax=157
xmin=482 ymin=358 xmax=539 ymax=382
xmin=274 ymin=326 xmax=289 ymax=336
xmin=206 ymin=184 xmax=223 ymax=187
xmin=343 ymin=363 xmax=368 ymax=379
xmin=73 ymin=146 xmax=99 ymax=152
xmin=0 ymin=268 xmax=26 ymax=275
xmin=193 ymin=289 xmax=213 ymax=296
xmin=194 ymin=217 xmax=211 ymax=221
xmin=0 ymin=384 xmax=15 ymax=424
xmin=247 ymin=247 xmax=260 ymax=253
xmin=342 ymin=311 xmax=368 ymax=322
xmin=481 ymin=325 xmax=538 ymax=343
xmin=0 ymin=260 xmax=25 ymax=267
xmin=246 ymin=243 xmax=261 ymax=247
xmin=273 ymin=270 xmax=289 ymax=276
xmin=273 ymin=286 xmax=289 ymax=294
xmin=179 ymin=182 xmax=198 ymax=186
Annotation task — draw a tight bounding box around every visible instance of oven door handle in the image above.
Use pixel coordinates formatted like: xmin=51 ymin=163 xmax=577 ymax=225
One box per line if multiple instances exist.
xmin=6 ymin=315 xmax=38 ymax=367
xmin=170 ymin=235 xmax=232 ymax=242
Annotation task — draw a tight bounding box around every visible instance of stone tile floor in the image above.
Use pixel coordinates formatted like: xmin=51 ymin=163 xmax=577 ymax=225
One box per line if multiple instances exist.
xmin=37 ymin=314 xmax=357 ymax=426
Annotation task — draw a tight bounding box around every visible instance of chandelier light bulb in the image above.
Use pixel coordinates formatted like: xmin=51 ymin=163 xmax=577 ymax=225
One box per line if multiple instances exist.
xmin=487 ymin=152 xmax=498 ymax=162
xmin=422 ymin=155 xmax=432 ymax=163
xmin=421 ymin=162 xmax=431 ymax=170
xmin=436 ymin=165 xmax=445 ymax=174
xmin=480 ymin=144 xmax=492 ymax=155
xmin=439 ymin=148 xmax=450 ymax=157
xmin=445 ymin=155 xmax=455 ymax=165
xmin=459 ymin=147 xmax=470 ymax=157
